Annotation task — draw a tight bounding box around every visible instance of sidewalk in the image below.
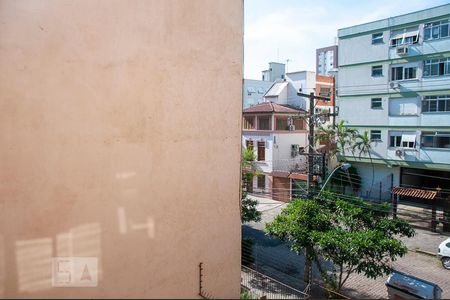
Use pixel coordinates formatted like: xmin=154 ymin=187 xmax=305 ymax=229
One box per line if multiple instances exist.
xmin=402 ymin=227 xmax=449 ymax=255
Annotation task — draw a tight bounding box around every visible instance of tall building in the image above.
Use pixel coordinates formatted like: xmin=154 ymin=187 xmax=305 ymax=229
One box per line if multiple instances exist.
xmin=0 ymin=0 xmax=242 ymax=298
xmin=337 ymin=4 xmax=450 ymax=204
xmin=316 ymin=45 xmax=338 ymax=76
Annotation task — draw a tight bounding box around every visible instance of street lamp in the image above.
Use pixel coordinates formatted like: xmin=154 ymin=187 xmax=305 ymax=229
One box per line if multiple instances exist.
xmin=318 ymin=163 xmax=351 ymax=196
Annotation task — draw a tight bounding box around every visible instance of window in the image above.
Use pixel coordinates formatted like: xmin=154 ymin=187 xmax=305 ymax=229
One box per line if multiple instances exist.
xmin=257 ymin=116 xmax=270 ymax=130
xmin=370 ymin=130 xmax=382 ymax=141
xmin=391 ymin=66 xmax=403 ymax=81
xmin=319 ymin=87 xmax=331 ymax=97
xmin=243 ymin=116 xmax=255 ymax=129
xmin=390 ymin=30 xmax=419 ymax=47
xmin=421 ymin=132 xmax=450 ymax=149
xmin=390 ymin=132 xmax=416 ymax=148
xmin=391 ymin=66 xmax=417 ymax=81
xmin=246 ymin=140 xmax=253 ymax=150
xmin=390 ymin=133 xmax=402 ymax=147
xmin=247 ymin=87 xmax=256 ymax=96
xmin=257 ymin=175 xmax=265 ymax=189
xmin=371 ymin=98 xmax=382 ymax=109
xmin=404 ymin=67 xmax=417 ymax=79
xmin=372 ymin=65 xmax=383 ymax=77
xmin=423 ymin=58 xmax=450 ymax=77
xmin=257 ymin=141 xmax=265 ymax=161
xmin=422 ymin=95 xmax=450 ymax=113
xmin=372 ymin=33 xmax=383 ymax=44
xmin=424 ymin=20 xmax=450 ymax=41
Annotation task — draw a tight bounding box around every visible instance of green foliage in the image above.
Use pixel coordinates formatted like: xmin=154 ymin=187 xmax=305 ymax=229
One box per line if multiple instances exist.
xmin=241 ymin=147 xmax=262 ymax=223
xmin=240 ymin=289 xmax=256 ymax=299
xmin=242 ymin=147 xmax=256 ymax=166
xmin=241 ymin=197 xmax=262 ymax=223
xmin=265 ymin=194 xmax=415 ymax=292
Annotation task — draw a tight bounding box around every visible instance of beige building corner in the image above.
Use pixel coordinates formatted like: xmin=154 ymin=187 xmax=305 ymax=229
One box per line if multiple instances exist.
xmin=0 ymin=0 xmax=243 ymax=298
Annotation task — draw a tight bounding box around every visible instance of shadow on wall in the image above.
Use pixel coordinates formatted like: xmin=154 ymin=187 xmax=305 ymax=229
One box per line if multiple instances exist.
xmin=13 ymin=222 xmax=102 ymax=294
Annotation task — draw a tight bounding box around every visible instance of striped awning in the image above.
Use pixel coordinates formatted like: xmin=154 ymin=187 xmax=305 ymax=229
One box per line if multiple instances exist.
xmin=391 ymin=187 xmax=437 ymax=200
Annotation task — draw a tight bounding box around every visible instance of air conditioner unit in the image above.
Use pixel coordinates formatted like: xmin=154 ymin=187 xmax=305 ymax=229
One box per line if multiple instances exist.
xmin=396 ymin=46 xmax=409 ymax=56
xmin=395 ymin=149 xmax=404 ymax=157
xmin=390 ymin=82 xmax=400 ymax=89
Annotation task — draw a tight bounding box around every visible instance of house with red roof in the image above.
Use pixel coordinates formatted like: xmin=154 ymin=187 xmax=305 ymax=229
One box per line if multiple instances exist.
xmin=242 ymin=102 xmax=309 ymax=202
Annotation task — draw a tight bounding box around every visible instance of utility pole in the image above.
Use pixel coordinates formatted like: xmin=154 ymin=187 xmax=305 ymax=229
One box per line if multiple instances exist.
xmin=297 ymin=91 xmax=330 ymax=197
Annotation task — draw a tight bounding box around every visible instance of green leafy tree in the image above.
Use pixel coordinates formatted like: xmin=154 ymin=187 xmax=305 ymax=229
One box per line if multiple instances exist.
xmin=266 ymin=194 xmax=414 ymax=292
xmin=266 ymin=199 xmax=332 ymax=285
xmin=241 ymin=147 xmax=262 ymax=223
xmin=352 ymin=131 xmax=375 ymax=197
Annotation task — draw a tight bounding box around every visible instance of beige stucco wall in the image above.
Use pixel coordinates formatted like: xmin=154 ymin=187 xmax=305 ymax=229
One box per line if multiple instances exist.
xmin=0 ymin=0 xmax=243 ymax=298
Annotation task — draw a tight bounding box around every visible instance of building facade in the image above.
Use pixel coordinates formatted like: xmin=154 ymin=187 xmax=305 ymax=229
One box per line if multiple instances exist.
xmin=262 ymin=62 xmax=286 ymax=82
xmin=0 ymin=0 xmax=242 ymax=298
xmin=316 ymin=45 xmax=338 ymax=76
xmin=242 ymin=102 xmax=308 ymax=202
xmin=243 ymin=79 xmax=274 ymax=109
xmin=337 ymin=4 xmax=450 ymax=202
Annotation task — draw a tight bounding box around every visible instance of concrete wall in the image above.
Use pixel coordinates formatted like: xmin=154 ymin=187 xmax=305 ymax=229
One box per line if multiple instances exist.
xmin=0 ymin=0 xmax=242 ymax=298
xmin=351 ymin=162 xmax=400 ymax=201
xmin=272 ymin=133 xmax=307 ymax=173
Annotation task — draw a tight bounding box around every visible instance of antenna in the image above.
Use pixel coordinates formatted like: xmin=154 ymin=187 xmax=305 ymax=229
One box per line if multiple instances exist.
xmin=286 ymin=59 xmax=291 ymax=73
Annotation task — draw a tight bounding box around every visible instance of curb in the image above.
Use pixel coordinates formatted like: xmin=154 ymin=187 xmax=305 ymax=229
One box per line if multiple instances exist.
xmin=410 ymin=248 xmax=436 ymax=257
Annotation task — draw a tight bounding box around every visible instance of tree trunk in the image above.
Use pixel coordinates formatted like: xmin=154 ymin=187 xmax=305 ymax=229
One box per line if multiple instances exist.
xmin=368 ymin=152 xmax=374 ymax=199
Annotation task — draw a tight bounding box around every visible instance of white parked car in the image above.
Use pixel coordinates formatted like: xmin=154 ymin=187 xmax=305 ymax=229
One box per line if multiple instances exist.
xmin=438 ymin=237 xmax=450 ymax=270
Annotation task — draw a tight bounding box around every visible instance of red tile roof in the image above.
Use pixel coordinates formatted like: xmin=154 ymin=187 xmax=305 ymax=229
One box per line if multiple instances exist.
xmin=391 ymin=187 xmax=437 ymax=200
xmin=243 ymin=102 xmax=302 ymax=114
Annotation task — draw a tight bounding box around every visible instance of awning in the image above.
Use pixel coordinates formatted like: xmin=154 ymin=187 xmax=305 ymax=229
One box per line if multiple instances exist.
xmin=391 ymin=186 xmax=437 ymax=200
xmin=391 ymin=31 xmax=419 ymax=40
xmin=401 ymin=133 xmax=416 ymax=143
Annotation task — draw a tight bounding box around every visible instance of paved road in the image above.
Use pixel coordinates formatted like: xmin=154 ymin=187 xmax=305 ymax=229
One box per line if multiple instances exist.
xmin=244 ymin=194 xmax=450 ymax=299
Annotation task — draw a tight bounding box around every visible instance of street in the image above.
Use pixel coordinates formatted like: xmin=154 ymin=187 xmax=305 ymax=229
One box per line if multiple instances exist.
xmin=243 ymin=195 xmax=450 ymax=299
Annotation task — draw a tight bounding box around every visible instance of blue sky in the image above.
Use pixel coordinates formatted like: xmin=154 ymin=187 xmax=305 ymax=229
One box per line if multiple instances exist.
xmin=244 ymin=0 xmax=450 ymax=79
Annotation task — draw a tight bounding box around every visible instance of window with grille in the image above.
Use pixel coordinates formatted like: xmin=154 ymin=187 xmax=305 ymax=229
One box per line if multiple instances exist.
xmin=424 ymin=20 xmax=450 ymax=41
xmin=422 ymin=95 xmax=450 ymax=113
xmin=370 ymin=130 xmax=382 ymax=141
xmin=423 ymin=58 xmax=450 ymax=77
